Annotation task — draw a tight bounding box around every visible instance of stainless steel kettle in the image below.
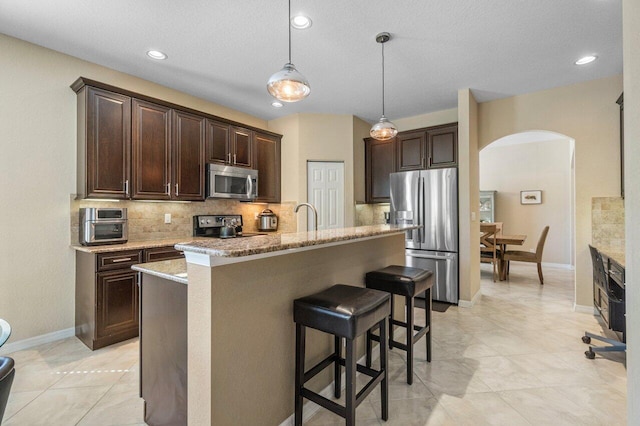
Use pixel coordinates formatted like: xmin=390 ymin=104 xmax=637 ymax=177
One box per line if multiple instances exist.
xmin=219 ymin=218 xmax=237 ymax=238
xmin=258 ymin=209 xmax=278 ymax=232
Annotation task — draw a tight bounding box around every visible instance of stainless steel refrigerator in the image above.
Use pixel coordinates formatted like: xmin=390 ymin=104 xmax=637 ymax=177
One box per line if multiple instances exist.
xmin=390 ymin=168 xmax=459 ymax=304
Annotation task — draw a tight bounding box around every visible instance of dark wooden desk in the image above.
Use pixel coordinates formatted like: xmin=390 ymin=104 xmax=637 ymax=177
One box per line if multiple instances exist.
xmin=596 ymin=249 xmax=626 ymax=341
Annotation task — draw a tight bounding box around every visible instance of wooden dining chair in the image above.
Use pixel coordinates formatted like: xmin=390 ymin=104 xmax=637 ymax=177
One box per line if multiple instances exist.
xmin=480 ymin=223 xmax=500 ymax=282
xmin=503 ymin=226 xmax=550 ymax=284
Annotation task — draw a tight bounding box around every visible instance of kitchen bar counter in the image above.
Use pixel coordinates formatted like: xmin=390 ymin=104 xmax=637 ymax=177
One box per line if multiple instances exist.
xmin=132 ymin=259 xmax=187 ymax=284
xmin=176 ymin=224 xmax=416 ymax=263
xmin=135 ymin=224 xmax=417 ymax=425
xmin=70 ymin=237 xmax=209 ymax=253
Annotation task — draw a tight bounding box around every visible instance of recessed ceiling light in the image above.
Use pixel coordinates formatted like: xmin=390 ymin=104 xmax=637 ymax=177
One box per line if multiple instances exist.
xmin=291 ymin=15 xmax=312 ymax=29
xmin=575 ymin=55 xmax=597 ymax=65
xmin=271 ymin=101 xmax=283 ymax=108
xmin=146 ymin=50 xmax=167 ymax=60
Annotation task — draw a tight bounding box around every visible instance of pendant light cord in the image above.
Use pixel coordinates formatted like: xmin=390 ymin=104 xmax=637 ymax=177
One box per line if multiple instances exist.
xmin=288 ymin=0 xmax=292 ymax=63
xmin=381 ymin=41 xmax=385 ymax=117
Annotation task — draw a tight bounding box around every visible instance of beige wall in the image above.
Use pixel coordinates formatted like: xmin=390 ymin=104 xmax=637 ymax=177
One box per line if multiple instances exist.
xmin=458 ymin=90 xmax=480 ymax=304
xmin=622 ymin=0 xmax=640 ymax=419
xmin=480 ymin=139 xmax=573 ymax=265
xmin=478 ymin=75 xmax=622 ymax=308
xmin=393 ymin=108 xmax=458 ymax=132
xmin=268 ymin=114 xmax=360 ymax=231
xmin=0 ymin=34 xmax=269 ymax=342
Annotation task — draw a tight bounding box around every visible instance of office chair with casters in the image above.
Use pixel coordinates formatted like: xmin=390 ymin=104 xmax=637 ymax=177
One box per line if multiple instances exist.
xmin=583 ymin=245 xmax=626 ymax=359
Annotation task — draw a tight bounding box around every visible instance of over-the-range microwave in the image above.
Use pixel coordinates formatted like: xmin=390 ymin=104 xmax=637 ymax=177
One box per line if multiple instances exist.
xmin=207 ymin=163 xmax=258 ymax=201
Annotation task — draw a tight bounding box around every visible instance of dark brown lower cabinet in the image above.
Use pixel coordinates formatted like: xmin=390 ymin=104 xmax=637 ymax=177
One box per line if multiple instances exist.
xmin=96 ymin=269 xmax=139 ymax=342
xmin=76 ymin=246 xmax=184 ymax=350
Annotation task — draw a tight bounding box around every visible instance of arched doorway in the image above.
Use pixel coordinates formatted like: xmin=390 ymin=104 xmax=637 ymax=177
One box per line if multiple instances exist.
xmin=479 ymin=131 xmax=576 ymax=297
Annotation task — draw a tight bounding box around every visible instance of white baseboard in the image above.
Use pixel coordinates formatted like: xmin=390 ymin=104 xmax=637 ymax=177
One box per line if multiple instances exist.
xmin=574 ymin=304 xmax=597 ymax=315
xmin=458 ymin=289 xmax=481 ymax=308
xmin=542 ymin=262 xmax=574 ymax=270
xmin=0 ymin=327 xmax=75 ymax=356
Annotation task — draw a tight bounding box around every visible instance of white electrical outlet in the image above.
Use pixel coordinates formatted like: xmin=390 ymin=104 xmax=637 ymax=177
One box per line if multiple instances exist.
xmin=529 ymin=248 xmax=535 ymax=253
xmin=164 ymin=213 xmax=171 ymax=224
xmin=471 ymin=211 xmax=476 ymax=221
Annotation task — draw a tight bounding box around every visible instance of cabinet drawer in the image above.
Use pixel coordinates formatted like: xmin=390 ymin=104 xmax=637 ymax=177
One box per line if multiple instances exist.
xmin=144 ymin=246 xmax=184 ymax=263
xmin=97 ymin=250 xmax=143 ymax=272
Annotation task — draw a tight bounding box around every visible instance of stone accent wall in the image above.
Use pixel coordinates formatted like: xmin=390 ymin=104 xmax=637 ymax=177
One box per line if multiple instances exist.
xmin=71 ymin=197 xmax=296 ymax=244
xmin=591 ymin=197 xmax=625 ymax=250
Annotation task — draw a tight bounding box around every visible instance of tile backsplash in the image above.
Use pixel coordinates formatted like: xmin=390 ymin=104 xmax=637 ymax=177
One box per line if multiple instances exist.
xmin=591 ymin=197 xmax=625 ymax=251
xmin=355 ymin=203 xmax=390 ymax=226
xmin=70 ymin=196 xmax=296 ymax=244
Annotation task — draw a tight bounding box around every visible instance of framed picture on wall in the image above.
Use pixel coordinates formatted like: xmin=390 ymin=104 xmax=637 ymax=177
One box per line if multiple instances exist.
xmin=521 ymin=190 xmax=542 ymax=205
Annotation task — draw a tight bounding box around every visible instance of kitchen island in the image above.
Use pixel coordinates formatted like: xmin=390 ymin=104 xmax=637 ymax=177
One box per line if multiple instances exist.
xmin=134 ymin=224 xmax=415 ymax=425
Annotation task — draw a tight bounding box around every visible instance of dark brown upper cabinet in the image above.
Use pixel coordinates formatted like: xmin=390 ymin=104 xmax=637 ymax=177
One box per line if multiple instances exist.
xmin=365 ymin=137 xmax=396 ymax=203
xmin=231 ymin=126 xmax=253 ymax=168
xmin=173 ymin=110 xmax=206 ymax=201
xmin=78 ymin=87 xmax=131 ymax=199
xmin=132 ymin=99 xmax=172 ymax=200
xmin=397 ymin=130 xmax=427 ymax=171
xmin=253 ymin=132 xmax=282 ymax=203
xmin=205 ymin=122 xmax=253 ymax=168
xmin=364 ymin=122 xmax=458 ymax=203
xmin=206 ymin=119 xmax=231 ymax=165
xmin=72 ymin=78 xmax=282 ymax=201
xmin=427 ymin=124 xmax=458 ymax=169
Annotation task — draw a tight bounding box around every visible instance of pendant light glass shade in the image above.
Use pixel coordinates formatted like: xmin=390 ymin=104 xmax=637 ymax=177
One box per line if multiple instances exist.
xmin=370 ymin=32 xmax=398 ymax=140
xmin=267 ymin=63 xmax=310 ymax=102
xmin=267 ymin=0 xmax=310 ymax=102
xmin=370 ymin=115 xmax=398 ymax=140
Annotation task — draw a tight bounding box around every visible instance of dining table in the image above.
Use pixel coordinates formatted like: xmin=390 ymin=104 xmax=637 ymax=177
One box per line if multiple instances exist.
xmin=482 ymin=222 xmax=527 ymax=281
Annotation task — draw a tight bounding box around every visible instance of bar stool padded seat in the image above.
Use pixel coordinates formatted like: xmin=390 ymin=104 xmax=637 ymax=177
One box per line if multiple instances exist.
xmin=365 ymin=265 xmax=432 ymax=297
xmin=294 ymin=284 xmax=391 ymax=339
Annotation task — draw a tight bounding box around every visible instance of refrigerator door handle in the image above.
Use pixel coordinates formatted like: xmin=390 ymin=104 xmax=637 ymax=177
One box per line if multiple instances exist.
xmin=420 ymin=177 xmax=426 ymax=243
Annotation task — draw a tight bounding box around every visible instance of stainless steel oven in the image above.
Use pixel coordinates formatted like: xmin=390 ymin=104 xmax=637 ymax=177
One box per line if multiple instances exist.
xmin=79 ymin=207 xmax=128 ymax=246
xmin=207 ymin=164 xmax=258 ymax=201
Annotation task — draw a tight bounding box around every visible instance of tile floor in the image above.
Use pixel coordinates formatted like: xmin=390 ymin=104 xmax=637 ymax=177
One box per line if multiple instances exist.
xmin=3 ymin=263 xmax=627 ymax=425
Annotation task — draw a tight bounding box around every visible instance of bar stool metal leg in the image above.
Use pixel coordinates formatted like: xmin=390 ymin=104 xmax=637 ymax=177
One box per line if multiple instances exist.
xmin=379 ymin=317 xmax=389 ymax=421
xmin=334 ymin=336 xmax=341 ymax=398
xmin=426 ymin=288 xmax=432 ymax=362
xmin=406 ymin=295 xmax=414 ymax=385
xmin=294 ymin=323 xmax=305 ymax=426
xmin=389 ymin=296 xmax=395 ymax=349
xmin=345 ymin=338 xmax=357 ymax=426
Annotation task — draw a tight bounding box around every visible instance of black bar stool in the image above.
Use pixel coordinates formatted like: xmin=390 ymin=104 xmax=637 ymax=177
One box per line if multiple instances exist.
xmin=294 ymin=284 xmax=391 ymax=426
xmin=365 ymin=265 xmax=433 ymax=385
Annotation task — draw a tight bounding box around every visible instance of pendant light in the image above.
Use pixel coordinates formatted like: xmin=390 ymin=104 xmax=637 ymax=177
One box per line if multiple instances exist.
xmin=267 ymin=0 xmax=311 ymax=102
xmin=370 ymin=32 xmax=398 ymax=140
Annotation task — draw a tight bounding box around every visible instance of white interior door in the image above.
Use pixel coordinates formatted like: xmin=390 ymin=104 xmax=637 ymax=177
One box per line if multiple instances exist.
xmin=307 ymin=161 xmax=345 ymax=231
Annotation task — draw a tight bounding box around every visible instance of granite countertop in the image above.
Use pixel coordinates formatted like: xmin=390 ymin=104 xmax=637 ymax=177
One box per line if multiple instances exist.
xmin=132 ymin=259 xmax=188 ymax=285
xmin=70 ymin=237 xmax=210 ymax=253
xmin=598 ymin=247 xmax=625 ymax=268
xmin=175 ymin=224 xmax=417 ymax=258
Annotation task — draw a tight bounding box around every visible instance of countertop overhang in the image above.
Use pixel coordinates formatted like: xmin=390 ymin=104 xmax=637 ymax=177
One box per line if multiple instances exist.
xmin=177 ymin=224 xmax=418 ymax=267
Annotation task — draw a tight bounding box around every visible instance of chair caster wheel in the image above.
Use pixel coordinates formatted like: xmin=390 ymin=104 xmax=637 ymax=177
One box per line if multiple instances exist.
xmin=585 ymin=350 xmax=595 ymax=359
xmin=582 ymin=336 xmax=591 ymax=344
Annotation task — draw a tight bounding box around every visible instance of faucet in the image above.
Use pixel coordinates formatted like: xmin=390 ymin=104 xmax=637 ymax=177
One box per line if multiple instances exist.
xmin=294 ymin=203 xmax=318 ymax=232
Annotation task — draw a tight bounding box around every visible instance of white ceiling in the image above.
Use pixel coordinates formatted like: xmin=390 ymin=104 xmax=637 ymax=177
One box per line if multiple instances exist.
xmin=0 ymin=0 xmax=622 ymax=123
